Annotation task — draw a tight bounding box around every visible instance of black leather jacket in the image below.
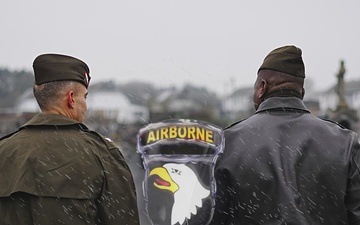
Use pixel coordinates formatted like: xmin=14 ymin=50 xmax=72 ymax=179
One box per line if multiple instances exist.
xmin=211 ymin=97 xmax=360 ymax=225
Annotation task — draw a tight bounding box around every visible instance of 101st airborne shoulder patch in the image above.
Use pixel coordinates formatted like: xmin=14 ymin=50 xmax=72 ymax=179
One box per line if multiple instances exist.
xmin=137 ymin=119 xmax=224 ymax=225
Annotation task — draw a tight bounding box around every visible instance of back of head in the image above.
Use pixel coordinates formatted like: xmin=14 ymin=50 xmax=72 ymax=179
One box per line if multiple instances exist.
xmin=33 ymin=81 xmax=76 ymax=111
xmin=32 ymin=53 xmax=90 ymax=112
xmin=257 ymin=45 xmax=306 ymax=99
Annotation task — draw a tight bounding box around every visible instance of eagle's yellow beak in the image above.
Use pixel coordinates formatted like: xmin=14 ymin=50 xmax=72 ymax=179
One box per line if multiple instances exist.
xmin=149 ymin=167 xmax=179 ymax=193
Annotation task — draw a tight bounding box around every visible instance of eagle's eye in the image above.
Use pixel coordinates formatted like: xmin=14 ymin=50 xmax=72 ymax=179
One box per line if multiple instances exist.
xmin=171 ymin=168 xmax=182 ymax=175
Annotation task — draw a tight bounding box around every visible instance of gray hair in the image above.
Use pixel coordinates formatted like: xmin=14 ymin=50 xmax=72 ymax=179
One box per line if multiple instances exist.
xmin=33 ymin=81 xmax=78 ymax=111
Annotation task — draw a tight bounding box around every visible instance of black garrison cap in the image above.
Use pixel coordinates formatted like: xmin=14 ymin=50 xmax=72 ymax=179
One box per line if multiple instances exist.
xmin=258 ymin=45 xmax=305 ymax=78
xmin=33 ymin=53 xmax=91 ymax=88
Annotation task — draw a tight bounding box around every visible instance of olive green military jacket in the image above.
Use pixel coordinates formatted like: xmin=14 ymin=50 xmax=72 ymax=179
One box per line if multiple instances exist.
xmin=0 ymin=114 xmax=140 ymax=225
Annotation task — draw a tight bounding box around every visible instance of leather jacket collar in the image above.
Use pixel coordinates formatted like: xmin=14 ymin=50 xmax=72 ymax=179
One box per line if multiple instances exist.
xmin=256 ymin=97 xmax=310 ymax=114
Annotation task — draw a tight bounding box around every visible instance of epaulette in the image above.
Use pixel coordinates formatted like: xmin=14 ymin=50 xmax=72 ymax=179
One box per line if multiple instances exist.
xmin=88 ymin=130 xmax=119 ymax=150
xmin=76 ymin=123 xmax=119 ymax=149
xmin=319 ymin=117 xmax=347 ymax=129
xmin=0 ymin=129 xmax=19 ymax=141
xmin=224 ymin=118 xmax=248 ymax=130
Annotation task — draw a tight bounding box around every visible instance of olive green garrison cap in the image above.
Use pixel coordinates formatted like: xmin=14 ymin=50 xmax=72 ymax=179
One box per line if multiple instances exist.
xmin=33 ymin=53 xmax=91 ymax=88
xmin=258 ymin=45 xmax=305 ymax=78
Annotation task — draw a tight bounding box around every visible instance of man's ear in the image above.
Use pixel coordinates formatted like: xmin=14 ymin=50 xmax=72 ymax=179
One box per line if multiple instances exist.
xmin=67 ymin=91 xmax=75 ymax=108
xmin=301 ymin=87 xmax=305 ymax=99
xmin=258 ymin=79 xmax=268 ymax=99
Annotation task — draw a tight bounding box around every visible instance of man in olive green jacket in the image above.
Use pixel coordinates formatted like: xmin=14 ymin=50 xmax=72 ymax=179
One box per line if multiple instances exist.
xmin=0 ymin=54 xmax=140 ymax=225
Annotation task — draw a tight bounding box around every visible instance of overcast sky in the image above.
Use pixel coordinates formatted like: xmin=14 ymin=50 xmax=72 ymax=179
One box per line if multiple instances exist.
xmin=1 ymin=0 xmax=359 ymax=96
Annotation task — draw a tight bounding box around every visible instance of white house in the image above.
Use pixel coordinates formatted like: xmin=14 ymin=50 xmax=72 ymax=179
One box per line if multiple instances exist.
xmin=16 ymin=88 xmax=41 ymax=114
xmin=86 ymin=90 xmax=149 ymax=124
xmin=221 ymin=87 xmax=254 ymax=120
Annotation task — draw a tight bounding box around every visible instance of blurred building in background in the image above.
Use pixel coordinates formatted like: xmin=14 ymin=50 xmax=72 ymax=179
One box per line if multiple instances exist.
xmin=1 ymin=62 xmax=360 ymax=140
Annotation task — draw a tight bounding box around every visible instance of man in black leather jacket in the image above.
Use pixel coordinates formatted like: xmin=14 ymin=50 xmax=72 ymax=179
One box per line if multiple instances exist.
xmin=211 ymin=45 xmax=360 ymax=224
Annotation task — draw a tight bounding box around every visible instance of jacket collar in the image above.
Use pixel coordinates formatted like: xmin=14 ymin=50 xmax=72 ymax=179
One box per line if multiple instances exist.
xmin=22 ymin=114 xmax=88 ymax=129
xmin=256 ymin=97 xmax=310 ymax=114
